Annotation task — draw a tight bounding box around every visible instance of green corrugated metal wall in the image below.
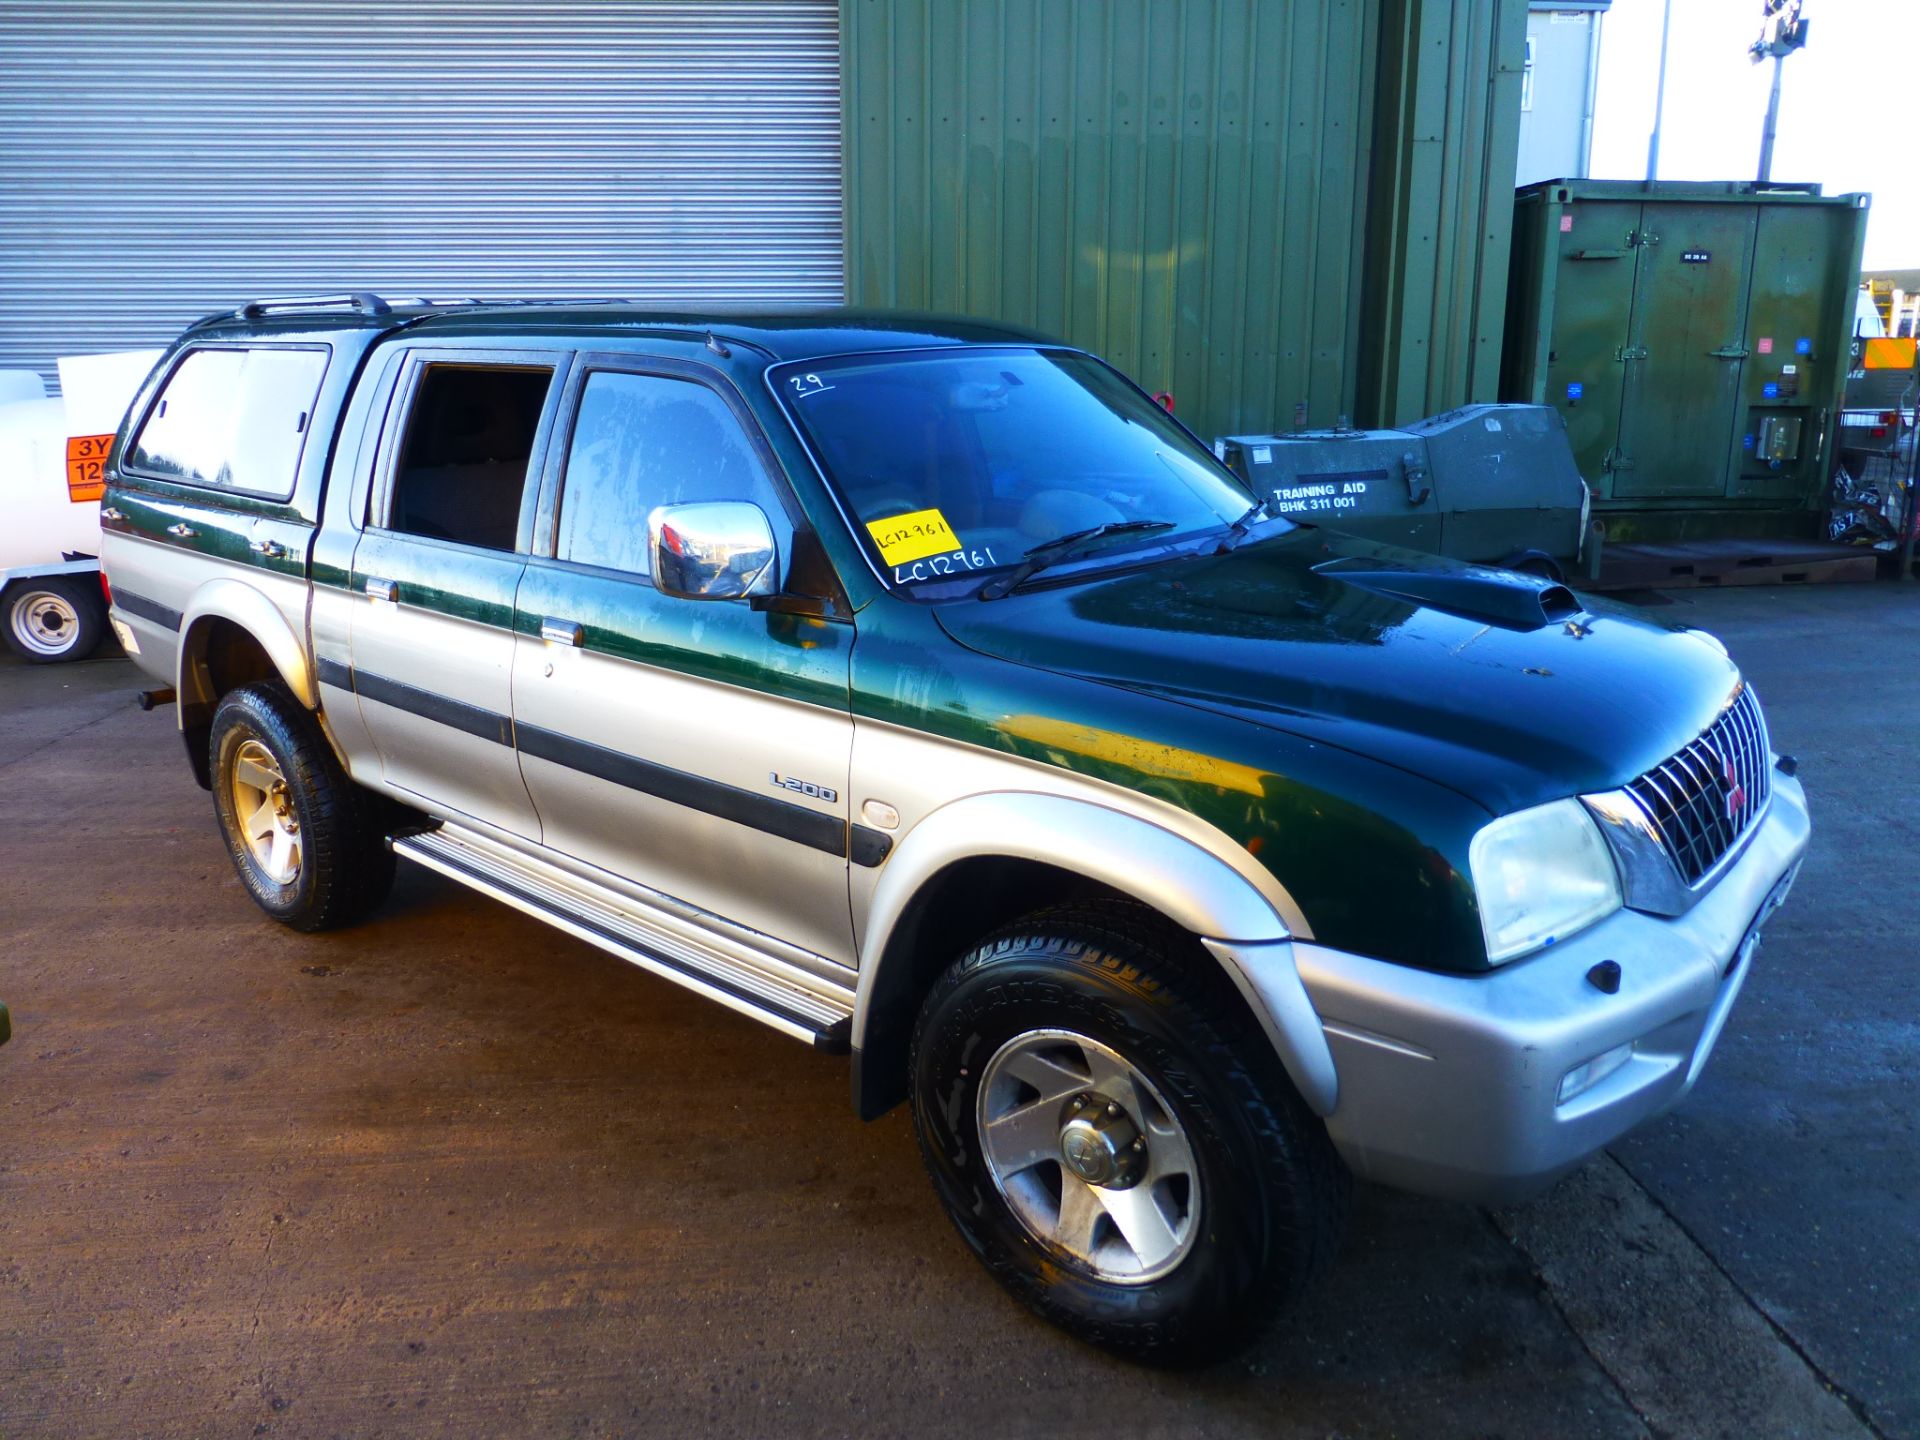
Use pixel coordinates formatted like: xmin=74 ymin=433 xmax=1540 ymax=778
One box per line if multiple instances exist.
xmin=841 ymin=0 xmax=1526 ymax=440
xmin=1359 ymin=0 xmax=1527 ymax=424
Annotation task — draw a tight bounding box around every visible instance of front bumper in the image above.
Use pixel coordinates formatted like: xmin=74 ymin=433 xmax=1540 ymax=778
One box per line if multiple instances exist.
xmin=1292 ymin=768 xmax=1809 ymax=1204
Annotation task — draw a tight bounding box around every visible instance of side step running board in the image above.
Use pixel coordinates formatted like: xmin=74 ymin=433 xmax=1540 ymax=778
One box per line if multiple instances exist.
xmin=394 ymin=832 xmax=851 ymax=1052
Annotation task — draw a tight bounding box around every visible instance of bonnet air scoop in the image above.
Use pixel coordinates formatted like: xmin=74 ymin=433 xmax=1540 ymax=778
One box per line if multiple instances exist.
xmin=1311 ymin=556 xmax=1583 ymax=630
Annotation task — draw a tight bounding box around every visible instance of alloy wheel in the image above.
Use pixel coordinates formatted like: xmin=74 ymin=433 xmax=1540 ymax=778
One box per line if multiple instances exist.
xmin=975 ymin=1027 xmax=1201 ymax=1284
xmin=231 ymin=738 xmax=302 ymax=885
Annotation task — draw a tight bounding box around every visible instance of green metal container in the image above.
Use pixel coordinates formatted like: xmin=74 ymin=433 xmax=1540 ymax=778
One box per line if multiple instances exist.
xmin=1502 ymin=179 xmax=1870 ymax=542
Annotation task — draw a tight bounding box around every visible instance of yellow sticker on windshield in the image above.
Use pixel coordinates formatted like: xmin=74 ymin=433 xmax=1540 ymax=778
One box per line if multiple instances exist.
xmin=867 ymin=507 xmax=960 ymax=566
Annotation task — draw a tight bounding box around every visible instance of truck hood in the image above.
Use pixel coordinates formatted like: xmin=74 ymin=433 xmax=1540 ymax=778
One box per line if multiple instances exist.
xmin=934 ymin=530 xmax=1743 ymax=815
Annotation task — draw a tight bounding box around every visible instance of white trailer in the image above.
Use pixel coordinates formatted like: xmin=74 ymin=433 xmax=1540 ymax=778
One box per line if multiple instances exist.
xmin=0 ymin=350 xmax=161 ymax=662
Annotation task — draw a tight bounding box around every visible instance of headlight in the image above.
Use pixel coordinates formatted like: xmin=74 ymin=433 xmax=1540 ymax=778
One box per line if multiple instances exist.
xmin=1469 ymin=798 xmax=1622 ymax=964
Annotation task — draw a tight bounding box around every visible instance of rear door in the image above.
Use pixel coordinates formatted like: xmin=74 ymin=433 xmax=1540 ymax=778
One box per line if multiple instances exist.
xmin=347 ymin=348 xmax=569 ymax=836
xmin=510 ymin=355 xmax=858 ymax=967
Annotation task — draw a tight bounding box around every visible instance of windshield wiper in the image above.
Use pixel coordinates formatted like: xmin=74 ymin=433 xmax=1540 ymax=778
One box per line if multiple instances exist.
xmin=1216 ymin=489 xmax=1279 ymax=553
xmin=977 ymin=520 xmax=1175 ymax=600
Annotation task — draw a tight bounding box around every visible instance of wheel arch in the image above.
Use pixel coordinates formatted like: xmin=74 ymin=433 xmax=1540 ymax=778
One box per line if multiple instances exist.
xmin=175 ymin=579 xmax=317 ymax=788
xmin=850 ymin=792 xmax=1336 ymax=1121
xmin=1496 ymin=547 xmax=1567 ymax=583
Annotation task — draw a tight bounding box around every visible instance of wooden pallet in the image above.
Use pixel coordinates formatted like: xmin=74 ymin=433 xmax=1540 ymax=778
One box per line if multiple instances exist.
xmin=1586 ymin=538 xmax=1880 ymax=591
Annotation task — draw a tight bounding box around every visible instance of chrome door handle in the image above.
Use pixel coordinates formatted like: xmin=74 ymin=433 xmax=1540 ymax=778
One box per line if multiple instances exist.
xmin=100 ymin=506 xmax=125 ymax=522
xmin=166 ymin=522 xmax=195 ymax=538
xmin=540 ymin=616 xmax=584 ymax=647
xmin=366 ymin=577 xmax=397 ymax=602
xmin=249 ymin=538 xmax=287 ymax=558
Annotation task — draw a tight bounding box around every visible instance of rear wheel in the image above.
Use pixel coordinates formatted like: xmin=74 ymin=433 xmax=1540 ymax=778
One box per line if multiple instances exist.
xmin=210 ymin=682 xmax=395 ymax=931
xmin=3 ymin=577 xmax=106 ymax=663
xmin=910 ymin=901 xmax=1348 ymax=1363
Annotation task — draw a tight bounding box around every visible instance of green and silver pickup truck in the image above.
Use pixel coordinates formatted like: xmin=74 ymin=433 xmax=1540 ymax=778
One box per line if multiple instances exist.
xmin=100 ymin=296 xmax=1807 ymax=1361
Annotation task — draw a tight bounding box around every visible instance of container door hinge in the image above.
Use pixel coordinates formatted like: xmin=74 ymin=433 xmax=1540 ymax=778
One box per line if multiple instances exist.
xmin=1603 ymin=448 xmax=1637 ymax=473
xmin=1614 ymin=345 xmax=1648 ymax=363
xmin=1709 ymin=344 xmax=1751 ymax=360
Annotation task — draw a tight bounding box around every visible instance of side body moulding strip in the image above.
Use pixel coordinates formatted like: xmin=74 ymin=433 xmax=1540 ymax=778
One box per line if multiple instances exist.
xmin=852 ymin=792 xmax=1337 ymax=1114
xmin=110 ymin=589 xmax=182 ymax=632
xmin=517 ymin=722 xmax=847 ymax=857
xmin=357 ymin=668 xmax=514 ymax=746
xmin=325 ymin=659 xmax=858 ymax=859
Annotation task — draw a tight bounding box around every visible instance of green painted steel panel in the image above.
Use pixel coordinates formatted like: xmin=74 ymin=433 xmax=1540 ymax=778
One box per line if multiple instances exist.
xmin=1503 ymin=179 xmax=1871 ymax=537
xmin=1357 ymin=0 xmax=1527 ymax=425
xmin=1618 ymin=204 xmax=1757 ymax=499
xmin=1734 ymin=203 xmax=1861 ymax=503
xmin=842 ymin=0 xmax=1524 ymax=441
xmin=1535 ymin=198 xmax=1640 ymax=481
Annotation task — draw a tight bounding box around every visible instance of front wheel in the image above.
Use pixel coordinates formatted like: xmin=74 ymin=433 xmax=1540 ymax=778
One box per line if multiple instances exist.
xmin=910 ymin=902 xmax=1348 ymax=1363
xmin=1498 ymin=549 xmax=1567 ymax=583
xmin=210 ymin=682 xmax=395 ymax=931
xmin=3 ymin=577 xmax=106 ymax=663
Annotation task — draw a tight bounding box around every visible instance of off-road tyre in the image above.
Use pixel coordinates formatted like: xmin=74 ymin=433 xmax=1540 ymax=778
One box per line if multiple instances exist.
xmin=910 ymin=900 xmax=1348 ymax=1364
xmin=209 ymin=681 xmax=395 ymax=931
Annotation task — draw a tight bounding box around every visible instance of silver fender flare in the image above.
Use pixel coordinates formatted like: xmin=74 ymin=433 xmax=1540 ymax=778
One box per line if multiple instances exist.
xmin=854 ymin=791 xmax=1339 ymax=1115
xmin=176 ymin=577 xmax=316 ymax=716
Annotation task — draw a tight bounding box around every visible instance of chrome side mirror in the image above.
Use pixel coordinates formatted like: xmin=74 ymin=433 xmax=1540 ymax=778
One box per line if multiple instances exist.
xmin=647 ymin=501 xmax=779 ymax=601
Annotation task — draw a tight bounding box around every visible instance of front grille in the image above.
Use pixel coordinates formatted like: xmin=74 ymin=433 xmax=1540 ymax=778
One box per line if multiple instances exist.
xmin=1625 ymin=687 xmax=1771 ymax=885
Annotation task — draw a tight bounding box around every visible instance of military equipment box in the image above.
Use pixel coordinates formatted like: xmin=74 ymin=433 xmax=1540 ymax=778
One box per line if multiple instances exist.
xmin=1217 ymin=403 xmax=1588 ymax=575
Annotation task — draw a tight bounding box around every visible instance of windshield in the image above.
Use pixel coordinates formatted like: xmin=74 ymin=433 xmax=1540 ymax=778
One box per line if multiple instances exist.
xmin=773 ymin=348 xmax=1277 ymax=595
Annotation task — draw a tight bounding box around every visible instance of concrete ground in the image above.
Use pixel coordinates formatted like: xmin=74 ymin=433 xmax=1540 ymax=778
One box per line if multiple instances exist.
xmin=0 ymin=583 xmax=1912 ymax=1440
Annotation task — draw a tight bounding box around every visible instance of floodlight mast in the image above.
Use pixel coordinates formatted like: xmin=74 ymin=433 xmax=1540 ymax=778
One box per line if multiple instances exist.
xmin=1645 ymin=0 xmax=1674 ymax=181
xmin=1752 ymin=0 xmax=1809 ymax=184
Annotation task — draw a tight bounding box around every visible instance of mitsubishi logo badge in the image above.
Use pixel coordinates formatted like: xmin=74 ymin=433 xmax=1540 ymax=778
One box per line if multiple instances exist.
xmin=1723 ymin=754 xmax=1747 ymax=821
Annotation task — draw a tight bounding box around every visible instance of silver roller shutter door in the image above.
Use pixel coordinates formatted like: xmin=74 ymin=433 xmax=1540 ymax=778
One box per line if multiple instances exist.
xmin=0 ymin=1 xmax=843 ymax=388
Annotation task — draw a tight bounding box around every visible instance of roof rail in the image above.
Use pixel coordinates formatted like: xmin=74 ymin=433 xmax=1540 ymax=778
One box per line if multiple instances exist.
xmin=382 ymin=295 xmax=482 ymax=308
xmin=234 ymin=292 xmax=394 ymax=319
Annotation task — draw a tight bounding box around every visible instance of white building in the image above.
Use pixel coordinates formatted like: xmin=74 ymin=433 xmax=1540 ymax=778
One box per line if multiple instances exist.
xmin=1516 ymin=2 xmax=1611 ymax=187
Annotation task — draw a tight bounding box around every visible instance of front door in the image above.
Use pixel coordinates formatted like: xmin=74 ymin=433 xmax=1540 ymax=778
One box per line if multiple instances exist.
xmin=348 ymin=350 xmax=569 ymax=837
xmin=510 ymin=357 xmax=857 ymax=966
xmin=1614 ymin=204 xmax=1758 ymax=498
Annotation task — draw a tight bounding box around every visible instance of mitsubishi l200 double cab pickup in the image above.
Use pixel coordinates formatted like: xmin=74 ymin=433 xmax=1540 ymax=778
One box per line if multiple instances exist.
xmin=100 ymin=295 xmax=1808 ymax=1361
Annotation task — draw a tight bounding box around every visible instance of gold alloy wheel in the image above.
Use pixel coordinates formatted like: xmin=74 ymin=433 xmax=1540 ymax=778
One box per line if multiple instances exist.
xmin=231 ymin=739 xmax=302 ymax=885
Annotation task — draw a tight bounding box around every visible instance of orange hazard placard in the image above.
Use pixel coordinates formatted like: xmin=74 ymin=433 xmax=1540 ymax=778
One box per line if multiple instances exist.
xmin=65 ymin=433 xmax=113 ymax=503
xmin=1862 ymin=337 xmax=1918 ymax=371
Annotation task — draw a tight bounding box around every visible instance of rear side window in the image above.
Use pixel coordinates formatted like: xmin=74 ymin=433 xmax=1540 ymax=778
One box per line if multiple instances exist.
xmin=385 ymin=364 xmax=553 ymax=552
xmin=554 ymin=370 xmax=784 ymax=577
xmin=126 ymin=346 xmax=329 ymax=498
